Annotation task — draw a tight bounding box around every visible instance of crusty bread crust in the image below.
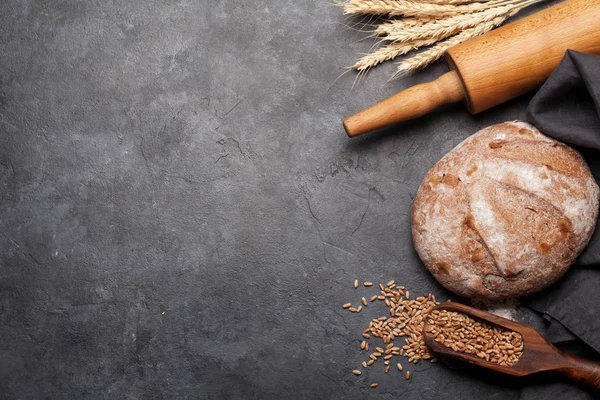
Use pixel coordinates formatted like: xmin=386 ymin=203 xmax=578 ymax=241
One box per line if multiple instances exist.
xmin=412 ymin=121 xmax=599 ymax=299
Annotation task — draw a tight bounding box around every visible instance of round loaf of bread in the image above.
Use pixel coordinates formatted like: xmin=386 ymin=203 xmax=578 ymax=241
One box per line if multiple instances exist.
xmin=412 ymin=121 xmax=599 ymax=299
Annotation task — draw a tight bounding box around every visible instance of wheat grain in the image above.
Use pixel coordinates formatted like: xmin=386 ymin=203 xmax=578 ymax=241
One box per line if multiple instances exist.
xmin=428 ymin=310 xmax=524 ymax=365
xmin=343 ymin=280 xmax=464 ymax=388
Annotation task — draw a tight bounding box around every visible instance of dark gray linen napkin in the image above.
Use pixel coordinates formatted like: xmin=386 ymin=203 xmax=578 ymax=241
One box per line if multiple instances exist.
xmin=521 ymin=50 xmax=600 ymax=399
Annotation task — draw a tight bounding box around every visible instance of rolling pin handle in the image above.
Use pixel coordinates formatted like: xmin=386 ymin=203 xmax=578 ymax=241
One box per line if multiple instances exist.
xmin=343 ymin=71 xmax=465 ymax=137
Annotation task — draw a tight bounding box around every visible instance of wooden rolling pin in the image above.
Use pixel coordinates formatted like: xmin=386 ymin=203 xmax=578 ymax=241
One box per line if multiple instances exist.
xmin=343 ymin=0 xmax=600 ymax=137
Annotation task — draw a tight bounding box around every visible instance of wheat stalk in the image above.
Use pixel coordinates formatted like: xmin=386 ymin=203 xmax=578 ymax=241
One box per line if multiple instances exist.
xmin=342 ymin=0 xmax=545 ymax=81
xmin=376 ymin=17 xmax=437 ymax=36
xmin=350 ymin=4 xmax=516 ymax=71
xmin=382 ymin=4 xmax=518 ymax=43
xmin=343 ymin=0 xmax=526 ymax=17
xmin=392 ymin=0 xmax=542 ymax=76
xmin=420 ymin=0 xmax=498 ymax=4
xmin=351 ymin=37 xmax=442 ymax=70
xmin=392 ymin=12 xmax=516 ymax=77
xmin=354 ymin=3 xmax=520 ymax=70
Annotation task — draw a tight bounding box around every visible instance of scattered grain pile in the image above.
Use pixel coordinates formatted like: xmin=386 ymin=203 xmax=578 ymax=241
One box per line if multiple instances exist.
xmin=426 ymin=309 xmax=523 ymax=366
xmin=343 ymin=280 xmax=443 ymax=388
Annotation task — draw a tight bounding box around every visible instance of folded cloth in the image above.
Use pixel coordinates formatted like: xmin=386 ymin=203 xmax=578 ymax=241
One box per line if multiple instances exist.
xmin=527 ymin=51 xmax=600 ymax=150
xmin=522 ymin=50 xmax=600 ymax=399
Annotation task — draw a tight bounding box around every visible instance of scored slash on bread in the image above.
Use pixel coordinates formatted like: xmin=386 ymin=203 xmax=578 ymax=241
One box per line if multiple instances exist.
xmin=412 ymin=121 xmax=599 ymax=299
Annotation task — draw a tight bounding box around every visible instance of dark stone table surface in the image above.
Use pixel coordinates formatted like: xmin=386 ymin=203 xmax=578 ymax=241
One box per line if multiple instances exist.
xmin=0 ymin=1 xmax=565 ymax=399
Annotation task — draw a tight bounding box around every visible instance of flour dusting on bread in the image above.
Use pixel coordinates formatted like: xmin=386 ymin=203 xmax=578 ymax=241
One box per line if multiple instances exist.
xmin=412 ymin=121 xmax=599 ymax=299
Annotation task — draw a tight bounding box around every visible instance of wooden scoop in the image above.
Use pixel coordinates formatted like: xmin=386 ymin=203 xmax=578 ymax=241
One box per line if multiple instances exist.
xmin=423 ymin=302 xmax=600 ymax=392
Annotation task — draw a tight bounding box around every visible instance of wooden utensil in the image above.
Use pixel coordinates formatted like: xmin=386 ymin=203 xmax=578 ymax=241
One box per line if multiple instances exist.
xmin=423 ymin=302 xmax=600 ymax=392
xmin=343 ymin=0 xmax=600 ymax=137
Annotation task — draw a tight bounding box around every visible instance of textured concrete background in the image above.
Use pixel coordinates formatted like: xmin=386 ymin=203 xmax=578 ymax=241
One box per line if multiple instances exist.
xmin=0 ymin=0 xmax=568 ymax=399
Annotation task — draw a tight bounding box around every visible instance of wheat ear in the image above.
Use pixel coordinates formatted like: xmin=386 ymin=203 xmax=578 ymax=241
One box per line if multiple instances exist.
xmin=385 ymin=0 xmax=523 ymax=16
xmin=392 ymin=13 xmax=514 ymax=77
xmin=376 ymin=17 xmax=440 ymax=36
xmin=419 ymin=0 xmax=499 ymax=4
xmin=343 ymin=0 xmax=525 ymax=17
xmin=383 ymin=4 xmax=519 ymax=43
xmin=392 ymin=0 xmax=543 ymax=76
xmin=351 ymin=37 xmax=442 ymax=71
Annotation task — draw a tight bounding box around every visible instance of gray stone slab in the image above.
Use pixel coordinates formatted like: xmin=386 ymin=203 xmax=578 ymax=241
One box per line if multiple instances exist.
xmin=0 ymin=1 xmax=563 ymax=399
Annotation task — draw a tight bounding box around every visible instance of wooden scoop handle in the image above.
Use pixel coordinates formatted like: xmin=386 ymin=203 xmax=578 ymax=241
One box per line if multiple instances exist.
xmin=343 ymin=71 xmax=464 ymax=137
xmin=557 ymin=351 xmax=600 ymax=392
